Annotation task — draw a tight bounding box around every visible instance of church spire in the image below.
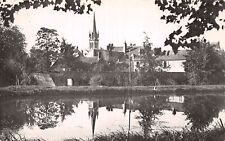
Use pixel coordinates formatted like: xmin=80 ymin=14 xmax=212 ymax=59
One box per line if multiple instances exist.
xmin=93 ymin=12 xmax=97 ymax=36
xmin=89 ymin=12 xmax=99 ymax=52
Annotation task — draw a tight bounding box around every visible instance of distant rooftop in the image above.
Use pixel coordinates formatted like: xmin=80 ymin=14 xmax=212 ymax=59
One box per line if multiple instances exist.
xmin=156 ymin=50 xmax=189 ymax=61
xmin=111 ymin=46 xmax=124 ymax=52
xmin=80 ymin=56 xmax=99 ymax=64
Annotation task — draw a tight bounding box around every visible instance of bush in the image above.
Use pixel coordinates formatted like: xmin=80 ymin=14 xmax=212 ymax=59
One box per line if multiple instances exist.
xmin=163 ymin=78 xmax=177 ymax=85
xmin=89 ymin=74 xmax=103 ymax=86
xmin=157 ymin=72 xmax=187 ymax=85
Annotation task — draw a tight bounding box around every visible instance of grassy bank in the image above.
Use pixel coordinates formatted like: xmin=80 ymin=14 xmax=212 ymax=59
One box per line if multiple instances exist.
xmin=88 ymin=127 xmax=225 ymax=141
xmin=0 ymin=85 xmax=225 ymax=97
xmin=1 ymin=127 xmax=224 ymax=141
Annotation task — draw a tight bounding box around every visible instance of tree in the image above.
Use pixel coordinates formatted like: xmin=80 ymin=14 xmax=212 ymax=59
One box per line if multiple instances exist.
xmin=31 ymin=27 xmax=60 ymax=72
xmin=59 ymin=38 xmax=78 ymax=71
xmin=138 ymin=35 xmax=162 ymax=85
xmin=92 ymin=59 xmax=109 ymax=73
xmin=0 ymin=25 xmax=28 ymax=86
xmin=155 ymin=0 xmax=225 ymax=53
xmin=114 ymin=62 xmax=129 ymax=86
xmin=184 ymin=40 xmax=225 ymax=85
xmin=0 ymin=0 xmax=101 ymax=27
xmin=59 ymin=39 xmax=90 ymax=72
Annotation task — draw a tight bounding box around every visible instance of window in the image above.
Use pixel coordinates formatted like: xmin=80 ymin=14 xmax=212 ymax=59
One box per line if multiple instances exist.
xmin=98 ymin=51 xmax=102 ymax=59
xmin=136 ymin=61 xmax=140 ymax=67
xmin=163 ymin=61 xmax=167 ymax=68
xmin=94 ymin=50 xmax=98 ymax=56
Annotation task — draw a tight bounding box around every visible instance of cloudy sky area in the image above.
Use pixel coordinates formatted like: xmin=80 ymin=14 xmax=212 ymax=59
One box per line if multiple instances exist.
xmin=13 ymin=0 xmax=225 ymax=52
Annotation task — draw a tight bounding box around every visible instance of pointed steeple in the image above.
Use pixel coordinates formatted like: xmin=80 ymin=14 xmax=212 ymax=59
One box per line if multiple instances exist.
xmin=89 ymin=12 xmax=99 ymax=52
xmin=93 ymin=12 xmax=97 ymax=36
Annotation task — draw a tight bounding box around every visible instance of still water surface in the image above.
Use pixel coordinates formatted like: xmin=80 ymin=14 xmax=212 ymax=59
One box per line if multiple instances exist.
xmin=0 ymin=94 xmax=225 ymax=140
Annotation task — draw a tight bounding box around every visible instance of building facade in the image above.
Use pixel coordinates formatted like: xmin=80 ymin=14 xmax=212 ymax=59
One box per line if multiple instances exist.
xmin=156 ymin=50 xmax=188 ymax=72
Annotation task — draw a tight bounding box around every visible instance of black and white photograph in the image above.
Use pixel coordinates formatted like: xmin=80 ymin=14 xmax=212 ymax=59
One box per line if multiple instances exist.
xmin=0 ymin=0 xmax=225 ymax=140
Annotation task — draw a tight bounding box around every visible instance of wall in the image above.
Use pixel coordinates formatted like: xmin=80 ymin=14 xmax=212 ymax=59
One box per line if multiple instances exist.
xmin=50 ymin=72 xmax=91 ymax=86
xmin=50 ymin=71 xmax=138 ymax=86
xmin=50 ymin=71 xmax=187 ymax=86
xmin=162 ymin=60 xmax=185 ymax=72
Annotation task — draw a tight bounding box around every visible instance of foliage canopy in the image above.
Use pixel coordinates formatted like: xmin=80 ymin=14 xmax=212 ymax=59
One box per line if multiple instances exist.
xmin=1 ymin=0 xmax=224 ymax=53
xmin=155 ymin=0 xmax=225 ymax=53
xmin=59 ymin=38 xmax=90 ymax=72
xmin=0 ymin=25 xmax=28 ymax=85
xmin=184 ymin=40 xmax=225 ymax=85
xmin=30 ymin=27 xmax=60 ymax=72
xmin=137 ymin=35 xmax=162 ymax=85
xmin=0 ymin=0 xmax=101 ymax=26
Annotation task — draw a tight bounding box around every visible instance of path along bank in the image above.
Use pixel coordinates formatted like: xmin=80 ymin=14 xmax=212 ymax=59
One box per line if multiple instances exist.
xmin=0 ymin=85 xmax=225 ymax=97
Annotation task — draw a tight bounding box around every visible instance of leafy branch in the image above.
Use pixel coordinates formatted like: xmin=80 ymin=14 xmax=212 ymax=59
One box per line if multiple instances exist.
xmin=0 ymin=0 xmax=101 ymax=26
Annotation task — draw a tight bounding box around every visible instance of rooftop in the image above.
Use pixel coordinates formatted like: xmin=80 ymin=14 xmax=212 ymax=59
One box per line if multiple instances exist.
xmin=156 ymin=50 xmax=189 ymax=61
xmin=111 ymin=46 xmax=124 ymax=52
xmin=80 ymin=56 xmax=99 ymax=64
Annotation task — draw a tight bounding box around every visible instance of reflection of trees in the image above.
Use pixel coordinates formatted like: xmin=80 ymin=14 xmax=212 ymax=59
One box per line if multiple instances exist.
xmin=26 ymin=101 xmax=61 ymax=130
xmin=0 ymin=98 xmax=76 ymax=131
xmin=59 ymin=101 xmax=75 ymax=122
xmin=136 ymin=96 xmax=168 ymax=138
xmin=183 ymin=95 xmax=225 ymax=131
xmin=26 ymin=100 xmax=76 ymax=129
xmin=0 ymin=100 xmax=27 ymax=131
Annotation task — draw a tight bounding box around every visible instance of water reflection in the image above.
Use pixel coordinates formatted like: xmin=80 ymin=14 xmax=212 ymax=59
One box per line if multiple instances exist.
xmin=136 ymin=96 xmax=168 ymax=138
xmin=0 ymin=98 xmax=78 ymax=130
xmin=0 ymin=94 xmax=225 ymax=140
xmin=87 ymin=100 xmax=99 ymax=137
xmin=183 ymin=95 xmax=225 ymax=130
xmin=26 ymin=100 xmax=75 ymax=130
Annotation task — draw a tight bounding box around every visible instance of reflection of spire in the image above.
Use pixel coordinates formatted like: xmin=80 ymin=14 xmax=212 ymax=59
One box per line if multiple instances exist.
xmin=172 ymin=108 xmax=177 ymax=115
xmin=91 ymin=109 xmax=98 ymax=136
xmin=123 ymin=100 xmax=127 ymax=116
xmin=88 ymin=101 xmax=99 ymax=137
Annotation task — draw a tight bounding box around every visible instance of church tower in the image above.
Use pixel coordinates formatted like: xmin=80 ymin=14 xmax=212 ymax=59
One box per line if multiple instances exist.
xmin=89 ymin=13 xmax=99 ymax=50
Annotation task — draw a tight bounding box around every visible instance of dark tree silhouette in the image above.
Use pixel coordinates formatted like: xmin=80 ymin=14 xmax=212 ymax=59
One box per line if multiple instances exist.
xmin=184 ymin=40 xmax=225 ymax=85
xmin=0 ymin=25 xmax=28 ymax=85
xmin=59 ymin=39 xmax=90 ymax=72
xmin=155 ymin=0 xmax=225 ymax=53
xmin=0 ymin=0 xmax=101 ymax=26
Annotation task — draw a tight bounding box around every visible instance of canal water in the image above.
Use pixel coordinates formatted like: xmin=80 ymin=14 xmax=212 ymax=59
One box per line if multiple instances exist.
xmin=0 ymin=94 xmax=225 ymax=140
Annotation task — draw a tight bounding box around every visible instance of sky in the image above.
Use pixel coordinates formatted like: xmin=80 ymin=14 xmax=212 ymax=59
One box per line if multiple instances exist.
xmin=13 ymin=0 xmax=225 ymax=52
